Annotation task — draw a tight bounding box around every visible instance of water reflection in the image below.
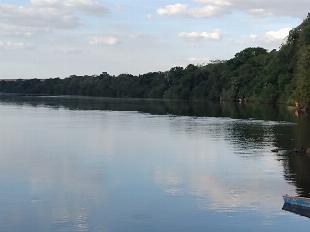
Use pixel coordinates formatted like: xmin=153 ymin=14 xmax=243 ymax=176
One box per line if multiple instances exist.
xmin=0 ymin=95 xmax=309 ymax=231
xmin=151 ymin=118 xmax=290 ymax=212
xmin=283 ymin=204 xmax=310 ymax=219
xmin=0 ymin=95 xmax=297 ymax=121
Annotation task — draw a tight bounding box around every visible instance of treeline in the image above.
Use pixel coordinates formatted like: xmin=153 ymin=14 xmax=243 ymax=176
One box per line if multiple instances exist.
xmin=1 ymin=14 xmax=310 ymax=106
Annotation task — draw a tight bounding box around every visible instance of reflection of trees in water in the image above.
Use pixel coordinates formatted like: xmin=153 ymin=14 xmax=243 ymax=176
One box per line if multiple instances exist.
xmin=226 ymin=119 xmax=310 ymax=197
xmin=224 ymin=123 xmax=274 ymax=152
xmin=273 ymin=121 xmax=310 ymax=198
xmin=1 ymin=95 xmax=310 ymax=196
xmin=0 ymin=95 xmax=295 ymax=120
xmin=281 ymin=154 xmax=310 ymax=197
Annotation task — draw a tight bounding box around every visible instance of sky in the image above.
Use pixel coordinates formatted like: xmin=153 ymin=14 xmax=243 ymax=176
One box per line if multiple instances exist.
xmin=0 ymin=0 xmax=308 ymax=79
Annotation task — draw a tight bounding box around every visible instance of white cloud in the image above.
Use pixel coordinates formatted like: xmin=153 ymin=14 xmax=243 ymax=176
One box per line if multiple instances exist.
xmin=249 ymin=27 xmax=291 ymax=48
xmin=0 ymin=4 xmax=79 ymax=29
xmin=89 ymin=35 xmax=121 ymax=46
xmin=265 ymin=27 xmax=291 ymax=41
xmin=157 ymin=3 xmax=227 ymax=18
xmin=247 ymin=8 xmax=272 ymax=17
xmin=30 ymin=0 xmax=108 ymax=16
xmin=179 ymin=30 xmax=222 ymax=42
xmin=234 ymin=0 xmax=309 ymax=17
xmin=249 ymin=34 xmax=258 ymax=40
xmin=0 ymin=23 xmax=34 ymax=37
xmin=190 ymin=5 xmax=228 ymax=18
xmin=194 ymin=0 xmax=232 ymax=6
xmin=54 ymin=47 xmax=84 ymax=55
xmin=157 ymin=0 xmax=309 ymax=18
xmin=0 ymin=0 xmax=108 ymax=37
xmin=157 ymin=4 xmax=188 ymax=16
xmin=0 ymin=41 xmax=25 ymax=50
xmin=187 ymin=57 xmax=210 ymax=64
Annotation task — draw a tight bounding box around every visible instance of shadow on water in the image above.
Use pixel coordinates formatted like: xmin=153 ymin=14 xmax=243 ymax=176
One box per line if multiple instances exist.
xmin=283 ymin=203 xmax=310 ymax=219
xmin=0 ymin=95 xmax=297 ymax=120
xmin=281 ymin=153 xmax=310 ymax=197
xmin=1 ymin=95 xmax=310 ymax=198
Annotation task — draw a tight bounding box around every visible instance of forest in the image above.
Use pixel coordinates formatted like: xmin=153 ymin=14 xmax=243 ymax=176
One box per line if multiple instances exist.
xmin=1 ymin=14 xmax=310 ymax=108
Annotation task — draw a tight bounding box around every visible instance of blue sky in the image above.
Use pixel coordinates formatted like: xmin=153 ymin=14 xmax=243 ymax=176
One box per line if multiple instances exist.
xmin=0 ymin=0 xmax=307 ymax=78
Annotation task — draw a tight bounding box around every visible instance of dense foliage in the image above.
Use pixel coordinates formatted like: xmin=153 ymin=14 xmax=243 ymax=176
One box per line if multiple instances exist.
xmin=2 ymin=14 xmax=310 ymax=107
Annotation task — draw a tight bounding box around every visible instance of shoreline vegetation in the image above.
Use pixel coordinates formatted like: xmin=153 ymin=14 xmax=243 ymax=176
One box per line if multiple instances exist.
xmin=1 ymin=14 xmax=310 ymax=112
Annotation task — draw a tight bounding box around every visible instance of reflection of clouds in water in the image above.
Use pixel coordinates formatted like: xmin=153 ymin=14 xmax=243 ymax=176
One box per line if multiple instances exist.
xmin=0 ymin=107 xmax=109 ymax=230
xmin=0 ymin=149 xmax=106 ymax=231
xmin=155 ymin=166 xmax=293 ymax=213
xmin=154 ymin=116 xmax=296 ymax=213
xmin=189 ymin=174 xmax=287 ymax=211
xmin=0 ymin=101 xmax=304 ymax=231
xmin=154 ymin=170 xmax=184 ymax=196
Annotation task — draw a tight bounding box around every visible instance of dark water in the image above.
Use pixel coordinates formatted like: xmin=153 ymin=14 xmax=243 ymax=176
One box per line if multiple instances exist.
xmin=0 ymin=95 xmax=310 ymax=231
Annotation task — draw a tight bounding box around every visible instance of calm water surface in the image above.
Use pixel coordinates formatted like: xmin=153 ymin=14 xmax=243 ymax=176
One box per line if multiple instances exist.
xmin=0 ymin=96 xmax=310 ymax=231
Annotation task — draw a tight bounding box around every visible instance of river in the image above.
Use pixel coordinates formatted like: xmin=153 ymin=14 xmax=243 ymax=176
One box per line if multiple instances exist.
xmin=0 ymin=95 xmax=309 ymax=231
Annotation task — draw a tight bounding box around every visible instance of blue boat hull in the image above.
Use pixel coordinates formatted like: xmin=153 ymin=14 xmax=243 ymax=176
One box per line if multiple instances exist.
xmin=283 ymin=195 xmax=310 ymax=208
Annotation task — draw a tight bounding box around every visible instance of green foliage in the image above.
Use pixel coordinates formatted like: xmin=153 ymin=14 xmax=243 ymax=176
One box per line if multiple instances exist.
xmin=1 ymin=15 xmax=310 ymax=106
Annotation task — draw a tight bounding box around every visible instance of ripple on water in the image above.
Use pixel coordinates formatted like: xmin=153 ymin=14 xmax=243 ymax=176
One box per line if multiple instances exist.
xmin=51 ymin=210 xmax=89 ymax=232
